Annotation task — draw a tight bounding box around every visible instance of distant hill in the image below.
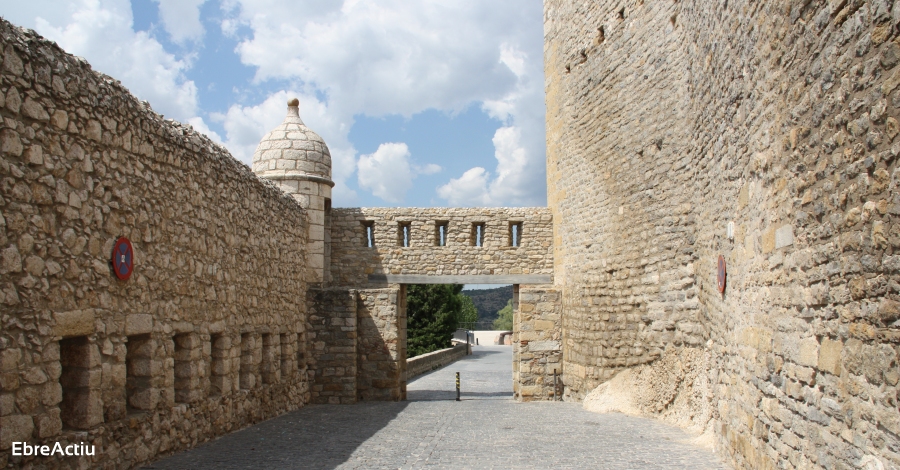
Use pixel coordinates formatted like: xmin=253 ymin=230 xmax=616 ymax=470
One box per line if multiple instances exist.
xmin=461 ymin=286 xmax=513 ymax=328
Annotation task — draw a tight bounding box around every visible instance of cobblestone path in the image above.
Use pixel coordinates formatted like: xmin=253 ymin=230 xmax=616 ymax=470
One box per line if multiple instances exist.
xmin=146 ymin=346 xmax=725 ymax=469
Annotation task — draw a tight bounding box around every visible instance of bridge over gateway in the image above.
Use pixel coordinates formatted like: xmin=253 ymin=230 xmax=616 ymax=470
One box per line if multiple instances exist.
xmin=306 ymin=206 xmax=558 ymax=404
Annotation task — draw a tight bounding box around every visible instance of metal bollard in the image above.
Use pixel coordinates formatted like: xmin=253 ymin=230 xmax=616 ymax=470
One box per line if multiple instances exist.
xmin=456 ymin=372 xmax=461 ymax=401
xmin=553 ymin=369 xmax=558 ymax=401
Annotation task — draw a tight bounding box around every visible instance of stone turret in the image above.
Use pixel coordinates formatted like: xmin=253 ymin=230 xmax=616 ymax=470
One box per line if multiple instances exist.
xmin=252 ymin=98 xmax=333 ymax=283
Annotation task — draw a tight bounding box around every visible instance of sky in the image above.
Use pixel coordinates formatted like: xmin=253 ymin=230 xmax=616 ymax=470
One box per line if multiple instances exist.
xmin=1 ymin=0 xmax=547 ymax=209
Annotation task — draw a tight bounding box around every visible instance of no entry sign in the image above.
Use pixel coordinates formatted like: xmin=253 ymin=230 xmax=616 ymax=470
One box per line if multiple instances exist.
xmin=112 ymin=237 xmax=133 ymax=281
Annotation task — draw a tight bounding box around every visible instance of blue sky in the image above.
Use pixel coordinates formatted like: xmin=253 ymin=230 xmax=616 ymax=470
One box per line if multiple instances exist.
xmin=2 ymin=0 xmax=547 ymax=209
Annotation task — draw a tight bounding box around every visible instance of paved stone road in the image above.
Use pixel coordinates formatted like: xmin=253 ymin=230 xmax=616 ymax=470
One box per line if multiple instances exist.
xmin=145 ymin=346 xmax=726 ymax=469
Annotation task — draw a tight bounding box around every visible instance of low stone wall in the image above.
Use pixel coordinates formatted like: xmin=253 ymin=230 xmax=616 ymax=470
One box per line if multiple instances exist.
xmin=406 ymin=344 xmax=468 ymax=380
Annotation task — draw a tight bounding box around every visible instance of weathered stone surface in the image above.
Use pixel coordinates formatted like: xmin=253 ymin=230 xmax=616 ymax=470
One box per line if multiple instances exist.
xmin=0 ymin=18 xmax=310 ymax=469
xmin=546 ymin=0 xmax=900 ymax=468
xmin=52 ymin=310 xmax=95 ymax=337
xmin=0 ymin=415 xmax=33 ymax=449
xmin=125 ymin=314 xmax=153 ymax=335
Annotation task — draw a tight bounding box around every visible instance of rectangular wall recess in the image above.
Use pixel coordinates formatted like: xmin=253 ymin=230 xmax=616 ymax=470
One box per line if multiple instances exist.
xmin=509 ymin=222 xmax=523 ymax=247
xmin=126 ymin=334 xmax=155 ymax=412
xmin=362 ymin=221 xmax=375 ymax=248
xmin=435 ymin=221 xmax=448 ymax=246
xmin=210 ymin=334 xmax=229 ymax=397
xmin=471 ymin=223 xmax=485 ymax=247
xmin=240 ymin=333 xmax=256 ymax=390
xmin=173 ymin=333 xmax=200 ymax=403
xmin=60 ymin=336 xmax=103 ymax=430
xmin=261 ymin=333 xmax=279 ymax=385
xmin=398 ymin=222 xmax=411 ymax=247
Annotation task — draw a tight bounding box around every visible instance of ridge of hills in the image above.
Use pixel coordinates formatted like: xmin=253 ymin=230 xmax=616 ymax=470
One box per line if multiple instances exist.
xmin=461 ymin=285 xmax=513 ymax=328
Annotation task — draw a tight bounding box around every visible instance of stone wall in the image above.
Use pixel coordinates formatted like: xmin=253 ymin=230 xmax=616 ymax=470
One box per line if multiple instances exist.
xmin=513 ymin=286 xmax=562 ymax=401
xmin=307 ymin=287 xmax=407 ymax=403
xmin=0 ymin=20 xmax=310 ymax=469
xmin=307 ymin=289 xmax=357 ymax=404
xmin=406 ymin=344 xmax=468 ymax=380
xmin=356 ymin=288 xmax=406 ymax=401
xmin=328 ymin=207 xmax=553 ymax=286
xmin=547 ymin=0 xmax=900 ymax=468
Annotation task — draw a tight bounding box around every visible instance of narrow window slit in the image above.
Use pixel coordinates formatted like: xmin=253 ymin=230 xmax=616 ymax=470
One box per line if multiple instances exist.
xmin=471 ymin=223 xmax=485 ymax=247
xmin=398 ymin=222 xmax=411 ymax=247
xmin=509 ymin=222 xmax=523 ymax=247
xmin=362 ymin=221 xmax=375 ymax=248
xmin=435 ymin=221 xmax=449 ymax=246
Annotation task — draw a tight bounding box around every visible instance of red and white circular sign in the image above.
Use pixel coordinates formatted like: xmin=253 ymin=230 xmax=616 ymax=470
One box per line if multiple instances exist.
xmin=112 ymin=237 xmax=133 ymax=281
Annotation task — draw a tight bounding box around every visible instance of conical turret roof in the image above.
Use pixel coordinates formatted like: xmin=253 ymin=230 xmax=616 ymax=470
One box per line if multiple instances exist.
xmin=251 ymin=98 xmax=334 ymax=186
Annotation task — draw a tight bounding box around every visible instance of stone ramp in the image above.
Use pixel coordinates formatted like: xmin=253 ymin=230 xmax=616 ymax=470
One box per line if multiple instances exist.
xmin=146 ymin=345 xmax=725 ymax=469
xmin=407 ymin=345 xmax=513 ymax=401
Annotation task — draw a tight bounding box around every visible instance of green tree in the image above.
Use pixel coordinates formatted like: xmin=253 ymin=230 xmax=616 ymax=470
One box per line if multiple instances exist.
xmin=492 ymin=299 xmax=513 ymax=330
xmin=406 ymin=284 xmax=463 ymax=357
xmin=457 ymin=294 xmax=478 ymax=326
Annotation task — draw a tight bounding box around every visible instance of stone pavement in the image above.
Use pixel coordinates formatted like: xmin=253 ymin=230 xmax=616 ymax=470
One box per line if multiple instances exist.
xmin=145 ymin=346 xmax=726 ymax=469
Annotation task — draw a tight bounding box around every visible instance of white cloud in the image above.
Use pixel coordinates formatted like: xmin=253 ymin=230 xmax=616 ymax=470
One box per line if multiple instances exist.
xmin=212 ymin=91 xmax=359 ymax=205
xmin=153 ymin=0 xmax=207 ymax=44
xmin=225 ymin=0 xmax=546 ymax=207
xmin=357 ymin=143 xmax=440 ymax=204
xmin=437 ymin=126 xmax=543 ymax=207
xmin=358 ymin=143 xmax=413 ymax=203
xmin=437 ymin=167 xmax=492 ymax=206
xmin=4 ymin=0 xmax=200 ymax=122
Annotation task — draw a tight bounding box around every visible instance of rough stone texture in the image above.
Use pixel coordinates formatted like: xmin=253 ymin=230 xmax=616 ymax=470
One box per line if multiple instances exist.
xmin=307 ymin=289 xmax=358 ymax=405
xmin=546 ymin=0 xmax=900 ymax=468
xmin=583 ymin=347 xmax=713 ymax=436
xmin=0 ymin=20 xmax=310 ymax=468
xmin=513 ymin=285 xmax=563 ymax=401
xmin=357 ymin=288 xmax=406 ymax=402
xmin=405 ymin=344 xmax=468 ymax=380
xmin=328 ymin=207 xmax=553 ymax=287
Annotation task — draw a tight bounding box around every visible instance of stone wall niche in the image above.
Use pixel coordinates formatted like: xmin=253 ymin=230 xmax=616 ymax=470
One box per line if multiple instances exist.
xmin=125 ymin=334 xmax=157 ymax=412
xmin=209 ymin=334 xmax=231 ymax=397
xmin=173 ymin=333 xmax=202 ymax=403
xmin=240 ymin=333 xmax=260 ymax=390
xmin=261 ymin=333 xmax=281 ymax=385
xmin=279 ymin=334 xmax=294 ymax=381
xmin=59 ymin=337 xmax=103 ymax=430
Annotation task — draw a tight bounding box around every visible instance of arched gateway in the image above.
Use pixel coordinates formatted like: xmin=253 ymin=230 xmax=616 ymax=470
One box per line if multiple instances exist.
xmin=252 ymin=101 xmax=560 ymax=403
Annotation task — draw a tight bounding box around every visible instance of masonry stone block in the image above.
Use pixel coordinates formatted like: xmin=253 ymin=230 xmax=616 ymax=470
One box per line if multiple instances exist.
xmin=53 ymin=310 xmax=94 ymax=337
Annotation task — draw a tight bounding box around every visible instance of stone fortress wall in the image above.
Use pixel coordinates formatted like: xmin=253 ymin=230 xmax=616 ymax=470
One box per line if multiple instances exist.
xmin=0 ymin=20 xmax=312 ymax=469
xmin=546 ymin=0 xmax=900 ymax=468
xmin=7 ymin=0 xmax=900 ymax=467
xmin=328 ymin=207 xmax=554 ymax=286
